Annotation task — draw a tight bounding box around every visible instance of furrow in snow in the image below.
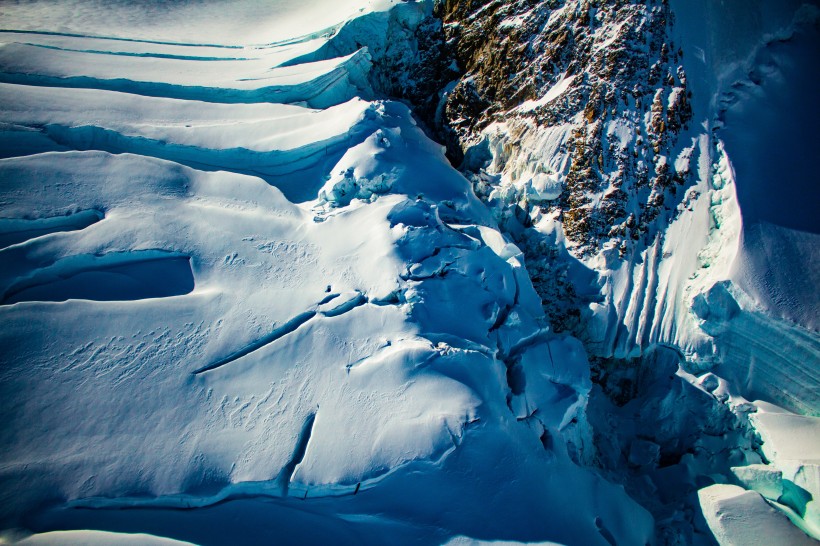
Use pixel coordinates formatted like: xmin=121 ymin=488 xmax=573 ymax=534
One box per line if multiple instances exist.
xmin=0 ymin=43 xmax=373 ymax=107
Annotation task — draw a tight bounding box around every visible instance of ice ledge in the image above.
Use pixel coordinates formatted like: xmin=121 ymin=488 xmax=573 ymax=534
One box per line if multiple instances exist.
xmin=698 ymin=484 xmax=817 ymax=546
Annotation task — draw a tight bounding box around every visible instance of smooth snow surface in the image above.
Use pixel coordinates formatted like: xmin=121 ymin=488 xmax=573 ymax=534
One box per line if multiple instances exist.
xmin=0 ymin=2 xmax=652 ymax=545
xmin=5 ymin=530 xmax=195 ymax=546
xmin=518 ymin=75 xmax=577 ymax=112
xmin=669 ymin=0 xmax=820 ymax=331
xmin=0 ymin=0 xmax=395 ymax=45
xmin=698 ymin=484 xmax=817 ymax=546
xmin=667 ymin=0 xmax=820 ymax=352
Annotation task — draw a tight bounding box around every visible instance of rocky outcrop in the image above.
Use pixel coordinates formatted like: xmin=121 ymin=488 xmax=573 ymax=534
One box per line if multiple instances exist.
xmin=434 ymin=0 xmax=692 ymax=253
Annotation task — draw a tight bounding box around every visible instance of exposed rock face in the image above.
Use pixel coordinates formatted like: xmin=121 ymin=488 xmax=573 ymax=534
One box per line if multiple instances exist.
xmin=433 ymin=0 xmax=692 ymax=252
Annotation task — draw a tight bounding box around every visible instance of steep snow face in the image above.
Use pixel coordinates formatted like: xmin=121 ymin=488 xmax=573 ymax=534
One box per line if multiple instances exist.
xmin=0 ymin=2 xmax=653 ymax=545
xmin=667 ymin=5 xmax=820 ymax=539
xmin=665 ymin=0 xmax=820 ymax=414
xmin=429 ymin=0 xmax=820 ymax=405
xmin=697 ymin=3 xmax=820 ymax=330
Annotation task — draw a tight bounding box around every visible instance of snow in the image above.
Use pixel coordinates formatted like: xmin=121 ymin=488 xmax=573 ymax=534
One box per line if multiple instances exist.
xmin=1 ymin=0 xmax=817 ymax=543
xmin=518 ymin=75 xmax=576 ymax=112
xmin=668 ymin=0 xmax=820 ymax=326
xmin=0 ymin=41 xmax=373 ymax=107
xmin=720 ymin=13 xmax=820 ymax=329
xmin=605 ymin=119 xmax=634 ymax=150
xmin=698 ymin=484 xmax=817 ymax=546
xmin=443 ymin=538 xmax=564 ymax=546
xmin=481 ymin=121 xmax=575 ymax=199
xmin=498 ymin=13 xmax=530 ymax=29
xmin=540 ymin=0 xmax=820 ymax=412
xmin=0 ymin=84 xmax=379 ymax=202
xmin=752 ymin=412 xmax=820 ymax=464
xmin=750 ymin=410 xmax=820 ymax=536
xmin=563 ymin=0 xmax=820 ymax=415
xmin=0 ymin=1 xmax=653 ymax=544
xmin=6 ymin=530 xmax=195 ymax=545
xmin=659 ymin=5 xmax=820 ymax=533
xmin=467 ymin=1 xmax=819 ymax=542
xmin=659 ymin=1 xmax=820 ymax=416
xmin=730 ymin=464 xmax=783 ymax=501
xmin=0 ymin=0 xmax=398 ymax=45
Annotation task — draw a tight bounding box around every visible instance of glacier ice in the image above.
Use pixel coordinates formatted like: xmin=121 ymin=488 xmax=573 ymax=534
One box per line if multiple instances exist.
xmin=0 ymin=1 xmax=654 ymax=545
xmin=0 ymin=0 xmax=818 ymax=545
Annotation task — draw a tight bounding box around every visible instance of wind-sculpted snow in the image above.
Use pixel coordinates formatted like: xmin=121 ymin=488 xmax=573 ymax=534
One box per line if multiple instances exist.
xmin=0 ymin=3 xmax=653 ymax=545
xmin=0 ymin=42 xmax=373 ymax=108
xmin=0 ymin=84 xmax=381 ymax=202
xmin=0 ymin=0 xmax=395 ymax=46
xmin=0 ymin=209 xmax=103 ymax=249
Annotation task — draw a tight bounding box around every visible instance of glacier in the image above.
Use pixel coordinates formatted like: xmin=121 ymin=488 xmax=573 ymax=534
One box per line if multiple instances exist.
xmin=0 ymin=0 xmax=817 ymax=545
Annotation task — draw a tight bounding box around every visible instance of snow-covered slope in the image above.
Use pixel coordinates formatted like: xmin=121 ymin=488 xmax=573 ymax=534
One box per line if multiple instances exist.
xmin=666 ymin=0 xmax=820 ymax=404
xmin=0 ymin=2 xmax=653 ymax=545
xmin=0 ymin=0 xmax=387 ymax=45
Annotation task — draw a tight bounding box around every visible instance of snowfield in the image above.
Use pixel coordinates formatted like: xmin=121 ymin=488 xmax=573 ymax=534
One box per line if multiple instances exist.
xmin=0 ymin=0 xmax=818 ymax=545
xmin=0 ymin=1 xmax=651 ymax=545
